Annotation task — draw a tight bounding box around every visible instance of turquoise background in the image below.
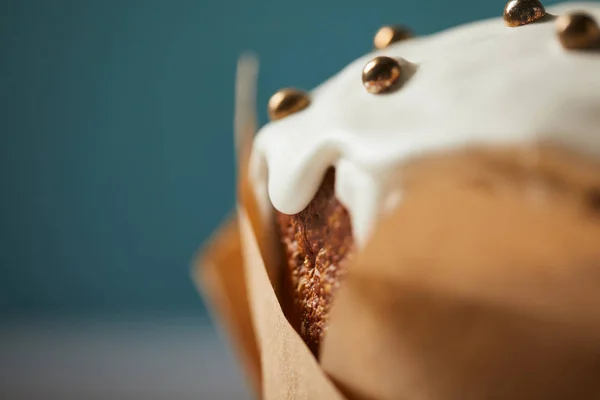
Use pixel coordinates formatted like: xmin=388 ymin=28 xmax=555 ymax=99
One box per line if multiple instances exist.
xmin=0 ymin=0 xmax=586 ymax=317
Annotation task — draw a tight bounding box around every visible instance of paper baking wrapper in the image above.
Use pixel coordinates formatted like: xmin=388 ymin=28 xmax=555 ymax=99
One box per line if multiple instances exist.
xmin=195 ymin=146 xmax=600 ymax=400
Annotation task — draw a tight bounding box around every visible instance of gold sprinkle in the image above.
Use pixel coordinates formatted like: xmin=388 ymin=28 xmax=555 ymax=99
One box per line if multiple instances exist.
xmin=362 ymin=56 xmax=402 ymax=94
xmin=556 ymin=12 xmax=600 ymax=50
xmin=373 ymin=25 xmax=413 ymax=49
xmin=504 ymin=0 xmax=546 ymax=27
xmin=267 ymin=88 xmax=310 ymax=121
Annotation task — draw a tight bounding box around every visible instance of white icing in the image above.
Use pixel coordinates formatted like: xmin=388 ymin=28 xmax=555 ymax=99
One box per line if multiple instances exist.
xmin=250 ymin=2 xmax=600 ymax=245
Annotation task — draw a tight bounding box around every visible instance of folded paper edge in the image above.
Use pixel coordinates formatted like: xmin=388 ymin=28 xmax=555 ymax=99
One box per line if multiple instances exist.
xmin=192 ymin=213 xmax=262 ymax=397
xmin=237 ymin=207 xmax=347 ymax=400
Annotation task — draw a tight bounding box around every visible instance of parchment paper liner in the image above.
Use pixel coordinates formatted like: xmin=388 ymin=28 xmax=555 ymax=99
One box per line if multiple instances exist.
xmin=194 ymin=202 xmax=344 ymax=399
xmin=322 ymin=147 xmax=600 ymax=400
xmin=193 ymin=215 xmax=261 ymax=396
xmin=194 ymin=53 xmax=343 ymax=400
xmin=195 ymin=145 xmax=600 ymax=400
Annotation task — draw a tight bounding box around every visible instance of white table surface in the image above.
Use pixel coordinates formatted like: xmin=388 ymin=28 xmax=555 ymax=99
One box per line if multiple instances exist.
xmin=0 ymin=315 xmax=253 ymax=400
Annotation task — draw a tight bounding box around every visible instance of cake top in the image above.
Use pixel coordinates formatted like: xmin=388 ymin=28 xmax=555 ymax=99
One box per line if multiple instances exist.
xmin=250 ymin=2 xmax=600 ymax=245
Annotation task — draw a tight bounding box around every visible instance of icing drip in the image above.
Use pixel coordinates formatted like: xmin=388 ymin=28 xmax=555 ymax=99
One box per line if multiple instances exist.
xmin=250 ymin=2 xmax=600 ymax=245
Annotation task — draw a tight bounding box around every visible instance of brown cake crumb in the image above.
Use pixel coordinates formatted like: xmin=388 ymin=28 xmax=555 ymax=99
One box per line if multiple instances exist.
xmin=276 ymin=168 xmax=354 ymax=356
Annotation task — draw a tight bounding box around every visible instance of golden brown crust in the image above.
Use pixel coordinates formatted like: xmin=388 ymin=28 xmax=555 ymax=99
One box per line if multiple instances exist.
xmin=276 ymin=168 xmax=354 ymax=355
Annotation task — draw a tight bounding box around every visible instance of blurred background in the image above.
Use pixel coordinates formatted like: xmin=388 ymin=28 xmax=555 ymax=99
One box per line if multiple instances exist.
xmin=0 ymin=0 xmax=587 ymax=398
